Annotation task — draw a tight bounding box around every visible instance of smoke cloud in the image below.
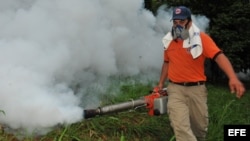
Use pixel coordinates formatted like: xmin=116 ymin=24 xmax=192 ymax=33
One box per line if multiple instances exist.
xmin=0 ymin=0 xmax=209 ymax=136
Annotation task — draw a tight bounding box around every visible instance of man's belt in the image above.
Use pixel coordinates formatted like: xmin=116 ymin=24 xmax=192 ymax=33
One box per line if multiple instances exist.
xmin=169 ymin=80 xmax=205 ymax=86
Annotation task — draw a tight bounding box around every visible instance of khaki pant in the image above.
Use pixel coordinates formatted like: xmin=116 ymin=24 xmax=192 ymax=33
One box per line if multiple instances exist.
xmin=167 ymin=83 xmax=209 ymax=141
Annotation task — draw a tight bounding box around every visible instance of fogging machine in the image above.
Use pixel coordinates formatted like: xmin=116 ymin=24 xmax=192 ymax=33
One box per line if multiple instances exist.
xmin=84 ymin=87 xmax=168 ymax=119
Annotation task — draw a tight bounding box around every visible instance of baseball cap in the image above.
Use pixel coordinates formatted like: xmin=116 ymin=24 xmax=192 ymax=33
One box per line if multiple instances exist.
xmin=172 ymin=6 xmax=191 ymax=20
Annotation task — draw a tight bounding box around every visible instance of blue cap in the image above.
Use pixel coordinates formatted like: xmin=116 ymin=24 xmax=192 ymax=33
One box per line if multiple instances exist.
xmin=172 ymin=6 xmax=191 ymax=20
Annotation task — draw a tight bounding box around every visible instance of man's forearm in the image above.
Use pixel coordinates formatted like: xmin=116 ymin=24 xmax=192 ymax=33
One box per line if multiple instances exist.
xmin=214 ymin=53 xmax=238 ymax=80
xmin=158 ymin=62 xmax=168 ymax=88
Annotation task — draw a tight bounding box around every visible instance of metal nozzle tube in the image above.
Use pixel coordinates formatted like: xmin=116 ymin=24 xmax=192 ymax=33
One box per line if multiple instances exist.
xmin=84 ymin=98 xmax=146 ymax=119
xmin=83 ymin=108 xmax=101 ymax=119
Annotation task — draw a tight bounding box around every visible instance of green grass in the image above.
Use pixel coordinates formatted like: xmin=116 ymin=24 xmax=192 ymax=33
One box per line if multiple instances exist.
xmin=0 ymin=80 xmax=249 ymax=141
xmin=206 ymin=84 xmax=250 ymax=141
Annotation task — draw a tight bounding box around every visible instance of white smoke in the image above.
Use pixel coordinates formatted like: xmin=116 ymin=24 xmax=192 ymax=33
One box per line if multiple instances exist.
xmin=0 ymin=0 xmax=209 ymax=136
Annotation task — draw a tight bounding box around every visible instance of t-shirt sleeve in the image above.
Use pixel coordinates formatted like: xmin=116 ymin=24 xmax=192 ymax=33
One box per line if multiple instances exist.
xmin=201 ymin=32 xmax=222 ymax=59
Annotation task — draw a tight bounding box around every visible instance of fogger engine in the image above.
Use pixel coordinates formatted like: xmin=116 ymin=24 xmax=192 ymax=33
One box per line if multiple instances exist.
xmin=84 ymin=87 xmax=168 ymax=119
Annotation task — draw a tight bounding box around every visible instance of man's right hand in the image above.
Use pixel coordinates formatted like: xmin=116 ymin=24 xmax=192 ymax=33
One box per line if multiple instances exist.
xmin=154 ymin=86 xmax=168 ymax=96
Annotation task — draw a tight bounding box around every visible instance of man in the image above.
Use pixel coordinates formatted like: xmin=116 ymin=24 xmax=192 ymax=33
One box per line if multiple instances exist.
xmin=157 ymin=6 xmax=245 ymax=141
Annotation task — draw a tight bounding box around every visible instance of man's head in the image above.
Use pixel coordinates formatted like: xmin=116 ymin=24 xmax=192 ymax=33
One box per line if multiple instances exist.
xmin=171 ymin=6 xmax=192 ymax=40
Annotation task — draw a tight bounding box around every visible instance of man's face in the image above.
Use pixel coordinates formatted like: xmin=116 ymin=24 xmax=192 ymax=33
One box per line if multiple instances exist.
xmin=173 ymin=19 xmax=189 ymax=28
xmin=171 ymin=19 xmax=191 ymax=40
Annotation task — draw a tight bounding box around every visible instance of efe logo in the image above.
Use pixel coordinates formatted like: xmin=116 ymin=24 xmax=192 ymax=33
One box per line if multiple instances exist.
xmin=228 ymin=129 xmax=246 ymax=136
xmin=224 ymin=125 xmax=250 ymax=141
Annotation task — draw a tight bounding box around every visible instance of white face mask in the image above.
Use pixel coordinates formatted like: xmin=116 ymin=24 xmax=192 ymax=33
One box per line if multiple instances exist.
xmin=172 ymin=25 xmax=189 ymax=40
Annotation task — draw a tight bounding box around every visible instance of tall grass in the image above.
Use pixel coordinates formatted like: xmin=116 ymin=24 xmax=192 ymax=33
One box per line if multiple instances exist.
xmin=206 ymin=84 xmax=250 ymax=141
xmin=0 ymin=80 xmax=249 ymax=141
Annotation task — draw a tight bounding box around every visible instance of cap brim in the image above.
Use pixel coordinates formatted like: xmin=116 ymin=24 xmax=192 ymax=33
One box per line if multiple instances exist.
xmin=172 ymin=15 xmax=187 ymax=20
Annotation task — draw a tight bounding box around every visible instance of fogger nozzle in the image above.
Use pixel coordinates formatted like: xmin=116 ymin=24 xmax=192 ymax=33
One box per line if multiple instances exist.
xmin=83 ymin=98 xmax=146 ymax=119
xmin=84 ymin=109 xmax=101 ymax=119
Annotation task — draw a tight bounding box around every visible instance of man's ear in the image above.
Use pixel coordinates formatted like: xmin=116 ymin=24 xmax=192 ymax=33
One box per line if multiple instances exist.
xmin=185 ymin=20 xmax=192 ymax=29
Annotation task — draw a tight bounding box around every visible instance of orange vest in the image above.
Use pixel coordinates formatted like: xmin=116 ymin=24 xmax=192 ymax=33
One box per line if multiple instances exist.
xmin=164 ymin=32 xmax=221 ymax=82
